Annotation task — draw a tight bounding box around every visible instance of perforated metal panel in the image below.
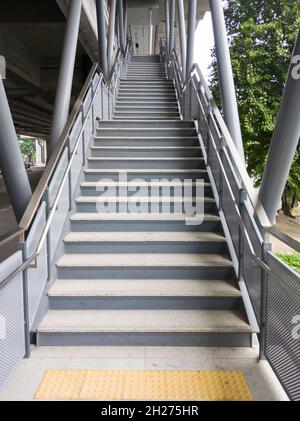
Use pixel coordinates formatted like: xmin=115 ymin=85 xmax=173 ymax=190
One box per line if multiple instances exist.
xmin=266 ymin=252 xmax=300 ymax=401
xmin=0 ymin=252 xmax=25 ymax=391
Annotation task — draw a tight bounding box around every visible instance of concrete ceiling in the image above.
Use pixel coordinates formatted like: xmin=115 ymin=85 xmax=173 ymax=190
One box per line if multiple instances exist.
xmin=0 ymin=0 xmax=95 ymax=139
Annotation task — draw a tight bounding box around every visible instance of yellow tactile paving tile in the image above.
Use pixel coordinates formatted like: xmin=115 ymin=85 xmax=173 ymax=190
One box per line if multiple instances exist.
xmin=35 ymin=370 xmax=253 ymax=401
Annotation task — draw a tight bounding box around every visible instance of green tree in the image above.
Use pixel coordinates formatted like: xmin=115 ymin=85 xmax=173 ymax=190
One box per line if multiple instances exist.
xmin=210 ymin=0 xmax=300 ymax=217
xmin=19 ymin=137 xmax=36 ymax=165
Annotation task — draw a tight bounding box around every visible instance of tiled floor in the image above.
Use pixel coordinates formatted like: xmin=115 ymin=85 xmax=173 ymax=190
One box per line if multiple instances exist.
xmin=0 ymin=346 xmax=289 ymax=401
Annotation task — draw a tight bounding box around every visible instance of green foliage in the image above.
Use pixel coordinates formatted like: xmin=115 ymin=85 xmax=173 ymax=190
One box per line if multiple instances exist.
xmin=210 ymin=0 xmax=300 ymax=214
xmin=19 ymin=137 xmax=36 ymax=159
xmin=276 ymin=252 xmax=300 ymax=274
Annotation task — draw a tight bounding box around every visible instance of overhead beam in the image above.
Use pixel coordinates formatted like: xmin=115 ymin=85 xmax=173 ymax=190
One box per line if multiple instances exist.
xmin=259 ymin=29 xmax=300 ymax=224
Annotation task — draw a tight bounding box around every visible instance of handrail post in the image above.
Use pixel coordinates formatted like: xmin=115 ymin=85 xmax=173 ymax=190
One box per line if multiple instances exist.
xmin=259 ymin=242 xmax=272 ymax=361
xmin=238 ymin=188 xmax=247 ymax=283
xmin=91 ymin=80 xmax=95 ymax=134
xmin=17 ymin=241 xmax=31 ymax=359
xmin=219 ymin=137 xmax=226 ymax=212
xmin=80 ymin=104 xmax=86 ymax=166
xmin=43 ymin=188 xmax=53 ymax=283
xmin=67 ymin=137 xmax=73 ymax=212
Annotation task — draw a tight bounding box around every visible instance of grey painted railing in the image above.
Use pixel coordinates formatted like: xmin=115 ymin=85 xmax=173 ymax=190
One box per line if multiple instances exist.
xmin=161 ymin=41 xmax=300 ymax=401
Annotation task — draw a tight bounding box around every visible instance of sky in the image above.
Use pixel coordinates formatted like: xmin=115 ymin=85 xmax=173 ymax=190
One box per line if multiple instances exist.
xmin=194 ymin=12 xmax=215 ymax=81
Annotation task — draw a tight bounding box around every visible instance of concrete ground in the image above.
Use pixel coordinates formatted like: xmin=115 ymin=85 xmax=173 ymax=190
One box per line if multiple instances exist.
xmin=269 ymin=214 xmax=300 ymax=254
xmin=0 ymin=346 xmax=288 ymax=401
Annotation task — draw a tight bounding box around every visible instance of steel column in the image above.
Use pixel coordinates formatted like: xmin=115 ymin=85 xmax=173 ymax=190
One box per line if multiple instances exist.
xmin=259 ymin=29 xmax=300 ymax=224
xmin=0 ymin=79 xmax=32 ymax=222
xmin=48 ymin=0 xmax=82 ymax=158
xmin=96 ymin=0 xmax=109 ymax=81
xmin=186 ymin=0 xmax=196 ymax=79
xmin=165 ymin=0 xmax=170 ymax=52
xmin=107 ymin=0 xmax=117 ymax=78
xmin=210 ymin=0 xmax=245 ymax=163
xmin=118 ymin=0 xmax=125 ymax=53
xmin=169 ymin=0 xmax=175 ymax=54
xmin=177 ymin=0 xmax=186 ymax=80
xmin=124 ymin=0 xmax=128 ymax=46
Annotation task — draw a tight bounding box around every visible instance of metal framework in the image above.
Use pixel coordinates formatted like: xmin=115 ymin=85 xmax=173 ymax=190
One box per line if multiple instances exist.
xmin=162 ymin=40 xmax=300 ymax=401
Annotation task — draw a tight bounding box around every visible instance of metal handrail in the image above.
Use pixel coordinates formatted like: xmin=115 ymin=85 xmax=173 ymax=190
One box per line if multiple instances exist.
xmin=0 ymin=72 xmax=102 ymax=291
xmin=0 ymin=63 xmax=100 ymax=250
xmin=0 ymin=40 xmax=133 ymax=289
xmin=19 ymin=63 xmax=100 ymax=233
xmin=162 ymin=44 xmax=300 ymax=268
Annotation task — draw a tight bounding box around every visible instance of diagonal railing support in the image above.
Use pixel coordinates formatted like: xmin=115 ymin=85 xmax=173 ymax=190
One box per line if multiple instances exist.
xmin=186 ymin=0 xmax=196 ymax=79
xmin=0 ymin=79 xmax=32 ymax=222
xmin=177 ymin=0 xmax=186 ymax=80
xmin=259 ymin=29 xmax=300 ymax=224
xmin=48 ymin=0 xmax=82 ymax=158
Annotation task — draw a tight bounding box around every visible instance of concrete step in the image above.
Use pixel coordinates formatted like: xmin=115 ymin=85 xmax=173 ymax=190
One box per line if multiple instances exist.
xmin=113 ymin=114 xmax=180 ymax=121
xmin=70 ymin=212 xmax=221 ymax=233
xmin=115 ymin=106 xmax=179 ymax=112
xmin=80 ymin=181 xmax=213 ymax=197
xmin=64 ymin=231 xmax=227 ymax=254
xmin=90 ymin=146 xmax=202 ymax=157
xmin=117 ymin=95 xmax=177 ymax=100
xmin=93 ymin=136 xmax=199 ymax=147
xmin=116 ymin=101 xmax=178 ymax=106
xmin=48 ymin=278 xmax=241 ymax=310
xmin=36 ymin=309 xmax=251 ymax=347
xmin=96 ymin=128 xmax=197 ymax=137
xmin=83 ymin=168 xmax=209 ymax=182
xmin=56 ymin=253 xmax=234 ymax=280
xmin=97 ymin=120 xmax=194 ymax=128
xmin=74 ymin=196 xmax=217 ymax=214
xmin=87 ymin=157 xmax=205 ymax=169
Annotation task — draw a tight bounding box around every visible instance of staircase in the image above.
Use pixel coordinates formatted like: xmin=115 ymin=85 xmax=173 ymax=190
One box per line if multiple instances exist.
xmin=36 ymin=55 xmax=252 ymax=347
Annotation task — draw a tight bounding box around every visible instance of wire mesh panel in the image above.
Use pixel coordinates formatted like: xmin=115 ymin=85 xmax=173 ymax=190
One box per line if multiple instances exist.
xmin=266 ymin=252 xmax=300 ymax=401
xmin=243 ymin=206 xmax=264 ymax=322
xmin=220 ymin=157 xmax=240 ymax=255
xmin=0 ymin=252 xmax=25 ymax=391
